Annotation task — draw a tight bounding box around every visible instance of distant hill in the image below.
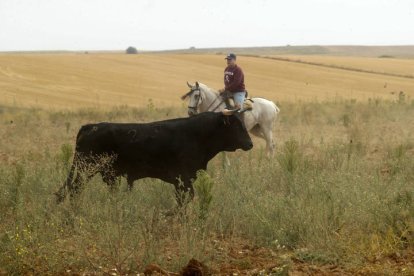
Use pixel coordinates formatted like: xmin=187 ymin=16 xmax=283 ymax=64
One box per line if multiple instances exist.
xmin=155 ymin=45 xmax=414 ymax=58
xmin=2 ymin=45 xmax=413 ymax=58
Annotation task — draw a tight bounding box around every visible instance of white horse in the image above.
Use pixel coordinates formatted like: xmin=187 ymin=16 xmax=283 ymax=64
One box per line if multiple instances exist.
xmin=182 ymin=82 xmax=280 ymax=156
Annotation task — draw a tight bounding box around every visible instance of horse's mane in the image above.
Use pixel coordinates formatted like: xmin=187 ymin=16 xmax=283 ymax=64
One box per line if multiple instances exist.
xmin=199 ymin=83 xmax=219 ymax=95
xmin=181 ymin=82 xmax=219 ymax=100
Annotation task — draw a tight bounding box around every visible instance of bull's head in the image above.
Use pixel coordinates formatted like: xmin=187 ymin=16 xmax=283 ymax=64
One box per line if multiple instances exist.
xmin=221 ymin=110 xmax=253 ymax=152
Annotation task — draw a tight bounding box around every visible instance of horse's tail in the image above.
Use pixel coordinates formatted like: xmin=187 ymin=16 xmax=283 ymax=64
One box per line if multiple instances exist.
xmin=271 ymin=101 xmax=280 ymax=122
xmin=272 ymin=101 xmax=280 ymax=116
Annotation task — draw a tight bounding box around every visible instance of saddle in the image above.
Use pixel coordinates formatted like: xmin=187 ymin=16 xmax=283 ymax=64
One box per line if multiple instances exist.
xmin=221 ymin=91 xmax=253 ymax=111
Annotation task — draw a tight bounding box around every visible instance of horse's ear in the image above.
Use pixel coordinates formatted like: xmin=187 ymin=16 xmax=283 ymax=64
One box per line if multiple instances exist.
xmin=195 ymin=81 xmax=199 ymax=88
xmin=186 ymin=81 xmax=192 ymax=88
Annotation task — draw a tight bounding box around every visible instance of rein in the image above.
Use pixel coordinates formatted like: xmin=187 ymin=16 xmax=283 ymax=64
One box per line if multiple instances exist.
xmin=184 ymin=86 xmax=224 ymax=113
xmin=205 ymin=92 xmax=224 ymax=112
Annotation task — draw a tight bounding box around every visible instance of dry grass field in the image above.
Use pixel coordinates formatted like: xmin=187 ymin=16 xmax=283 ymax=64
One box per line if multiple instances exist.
xmin=270 ymin=55 xmax=414 ymax=78
xmin=1 ymin=53 xmax=414 ymax=110
xmin=0 ymin=52 xmax=414 ymax=274
xmin=164 ymin=45 xmax=414 ymax=58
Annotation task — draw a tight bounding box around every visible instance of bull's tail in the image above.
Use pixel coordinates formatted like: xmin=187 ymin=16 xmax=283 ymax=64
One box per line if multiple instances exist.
xmin=55 ymin=152 xmax=78 ymax=203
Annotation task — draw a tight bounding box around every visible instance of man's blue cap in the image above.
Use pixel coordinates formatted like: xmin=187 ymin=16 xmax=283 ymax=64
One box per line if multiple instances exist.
xmin=225 ymin=53 xmax=236 ymax=60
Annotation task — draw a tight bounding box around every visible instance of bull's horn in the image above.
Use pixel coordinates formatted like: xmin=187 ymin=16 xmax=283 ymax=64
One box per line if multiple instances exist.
xmin=222 ymin=109 xmax=231 ymax=116
xmin=222 ymin=108 xmax=240 ymax=116
xmin=186 ymin=81 xmax=192 ymax=88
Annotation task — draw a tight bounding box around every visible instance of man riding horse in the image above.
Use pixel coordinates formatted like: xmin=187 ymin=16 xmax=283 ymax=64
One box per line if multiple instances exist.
xmin=181 ymin=53 xmax=280 ymax=157
xmin=218 ymin=53 xmax=247 ymax=110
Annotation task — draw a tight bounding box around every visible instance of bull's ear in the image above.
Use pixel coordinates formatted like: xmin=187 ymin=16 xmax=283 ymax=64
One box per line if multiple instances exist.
xmin=220 ymin=113 xmax=231 ymax=125
xmin=221 ymin=109 xmax=241 ymax=126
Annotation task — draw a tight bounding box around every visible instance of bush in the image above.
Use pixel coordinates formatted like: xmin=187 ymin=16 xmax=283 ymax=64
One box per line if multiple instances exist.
xmin=126 ymin=46 xmax=138 ymax=54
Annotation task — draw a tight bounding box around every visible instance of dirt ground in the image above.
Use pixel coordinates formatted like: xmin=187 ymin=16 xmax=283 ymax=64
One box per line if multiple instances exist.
xmin=141 ymin=241 xmax=414 ymax=275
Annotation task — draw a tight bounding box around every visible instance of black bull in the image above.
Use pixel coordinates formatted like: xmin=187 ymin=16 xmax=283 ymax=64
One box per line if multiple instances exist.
xmin=55 ymin=112 xmax=253 ymax=203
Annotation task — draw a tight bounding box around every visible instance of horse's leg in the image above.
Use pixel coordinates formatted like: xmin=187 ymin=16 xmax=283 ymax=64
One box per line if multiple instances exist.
xmin=245 ymin=111 xmax=269 ymax=142
xmin=261 ymin=123 xmax=275 ymax=157
xmin=249 ymin=124 xmax=265 ymax=139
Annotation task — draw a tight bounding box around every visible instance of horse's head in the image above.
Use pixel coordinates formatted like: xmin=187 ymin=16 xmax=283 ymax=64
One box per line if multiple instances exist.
xmin=181 ymin=81 xmax=203 ymax=116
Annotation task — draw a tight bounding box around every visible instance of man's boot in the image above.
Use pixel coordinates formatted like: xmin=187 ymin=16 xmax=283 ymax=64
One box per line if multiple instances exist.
xmin=221 ymin=91 xmax=234 ymax=109
xmin=224 ymin=98 xmax=233 ymax=109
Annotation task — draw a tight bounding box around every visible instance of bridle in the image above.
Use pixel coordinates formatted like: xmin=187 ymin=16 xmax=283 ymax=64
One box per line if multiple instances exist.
xmin=186 ymin=87 xmax=202 ymax=113
xmin=184 ymin=87 xmax=224 ymax=114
